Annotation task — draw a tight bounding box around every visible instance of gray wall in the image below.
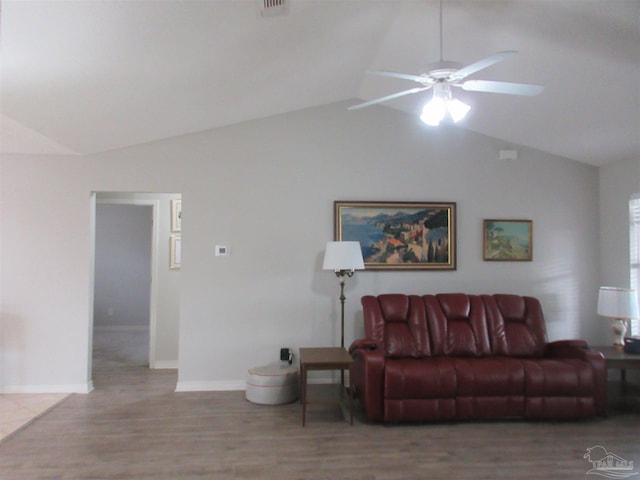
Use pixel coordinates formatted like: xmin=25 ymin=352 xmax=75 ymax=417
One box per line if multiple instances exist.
xmin=94 ymin=204 xmax=152 ymax=328
xmin=599 ymin=158 xmax=640 ymax=290
xmin=0 ymin=101 xmax=633 ymax=392
xmin=599 ymin=158 xmax=640 ymax=379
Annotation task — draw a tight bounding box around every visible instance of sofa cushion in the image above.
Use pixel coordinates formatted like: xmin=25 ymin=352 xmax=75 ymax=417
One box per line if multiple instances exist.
xmin=523 ymin=358 xmax=599 ymax=418
xmin=456 ymin=396 xmax=525 ymax=419
xmin=454 ymin=357 xmax=525 ymax=418
xmin=483 ymin=294 xmax=547 ymax=357
xmin=384 ymin=358 xmax=456 ymax=399
xmin=522 ymin=358 xmax=595 ymax=397
xmin=362 ymin=294 xmax=431 ymax=358
xmin=452 ymin=357 xmax=525 ymax=396
xmin=424 ymin=294 xmax=491 ymax=357
xmin=385 ymin=398 xmax=456 ymax=422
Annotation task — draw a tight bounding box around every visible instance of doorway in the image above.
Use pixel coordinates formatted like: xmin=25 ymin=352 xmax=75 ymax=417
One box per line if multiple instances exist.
xmin=93 ymin=202 xmax=153 ymax=369
xmin=90 ymin=192 xmax=181 ymax=384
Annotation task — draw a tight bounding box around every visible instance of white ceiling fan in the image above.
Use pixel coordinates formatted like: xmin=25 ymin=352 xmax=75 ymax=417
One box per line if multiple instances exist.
xmin=349 ymin=0 xmax=544 ymax=125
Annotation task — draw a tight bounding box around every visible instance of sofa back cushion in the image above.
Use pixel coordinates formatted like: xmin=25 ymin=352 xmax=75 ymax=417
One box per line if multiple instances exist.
xmin=361 ymin=294 xmax=431 ymax=358
xmin=423 ymin=294 xmax=491 ymax=356
xmin=482 ymin=294 xmax=548 ymax=357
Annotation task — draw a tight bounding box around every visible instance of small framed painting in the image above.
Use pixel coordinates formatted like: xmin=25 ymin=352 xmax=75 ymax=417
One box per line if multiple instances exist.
xmin=171 ymin=199 xmax=182 ymax=232
xmin=483 ymin=219 xmax=532 ymax=261
xmin=170 ymin=234 xmax=181 ymax=269
xmin=334 ymin=201 xmax=456 ymax=270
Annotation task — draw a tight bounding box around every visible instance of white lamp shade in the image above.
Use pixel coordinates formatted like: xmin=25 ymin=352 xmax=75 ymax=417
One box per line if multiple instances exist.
xmin=322 ymin=241 xmax=365 ymax=271
xmin=597 ymin=286 xmax=640 ymax=319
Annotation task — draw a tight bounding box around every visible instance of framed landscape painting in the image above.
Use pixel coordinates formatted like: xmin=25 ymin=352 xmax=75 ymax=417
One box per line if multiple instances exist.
xmin=483 ymin=219 xmax=532 ymax=261
xmin=334 ymin=201 xmax=456 ymax=270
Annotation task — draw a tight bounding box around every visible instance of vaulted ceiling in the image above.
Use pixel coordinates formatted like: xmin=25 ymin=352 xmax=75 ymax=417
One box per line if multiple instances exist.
xmin=1 ymin=0 xmax=639 ymax=166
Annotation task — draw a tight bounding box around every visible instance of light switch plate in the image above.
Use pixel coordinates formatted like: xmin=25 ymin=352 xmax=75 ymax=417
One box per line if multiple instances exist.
xmin=215 ymin=245 xmax=230 ymax=256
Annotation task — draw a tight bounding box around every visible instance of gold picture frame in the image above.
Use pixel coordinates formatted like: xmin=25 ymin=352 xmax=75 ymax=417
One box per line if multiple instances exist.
xmin=483 ymin=219 xmax=532 ymax=261
xmin=334 ymin=201 xmax=456 ymax=270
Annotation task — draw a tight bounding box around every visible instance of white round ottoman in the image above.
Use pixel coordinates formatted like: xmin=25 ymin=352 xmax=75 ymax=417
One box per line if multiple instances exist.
xmin=246 ymin=364 xmax=299 ymax=405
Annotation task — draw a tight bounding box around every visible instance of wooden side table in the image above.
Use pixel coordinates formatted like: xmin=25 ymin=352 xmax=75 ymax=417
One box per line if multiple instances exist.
xmin=299 ymin=347 xmax=354 ymax=427
xmin=594 ymin=346 xmax=640 ymax=392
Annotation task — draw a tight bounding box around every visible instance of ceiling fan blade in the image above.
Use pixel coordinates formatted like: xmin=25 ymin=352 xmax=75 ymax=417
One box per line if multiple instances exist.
xmin=451 ymin=51 xmax=517 ymax=80
xmin=461 ymin=79 xmax=544 ymax=96
xmin=367 ymin=70 xmax=429 ymax=84
xmin=348 ymin=86 xmax=431 ymax=111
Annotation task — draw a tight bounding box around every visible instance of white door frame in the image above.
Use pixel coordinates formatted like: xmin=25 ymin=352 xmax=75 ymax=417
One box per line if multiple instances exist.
xmin=91 ymin=194 xmax=160 ymax=369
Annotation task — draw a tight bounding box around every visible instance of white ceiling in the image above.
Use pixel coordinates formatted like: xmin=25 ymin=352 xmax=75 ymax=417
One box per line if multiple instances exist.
xmin=1 ymin=0 xmax=638 ymax=166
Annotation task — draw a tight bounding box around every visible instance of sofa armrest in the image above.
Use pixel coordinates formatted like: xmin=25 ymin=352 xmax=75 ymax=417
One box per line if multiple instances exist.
xmin=349 ymin=344 xmax=386 ymax=421
xmin=348 ymin=338 xmax=382 ymax=355
xmin=545 ymin=339 xmax=596 ymax=360
xmin=546 ymin=340 xmax=607 ymax=416
xmin=546 ymin=339 xmax=605 ymax=365
xmin=546 ymin=339 xmax=588 ymax=351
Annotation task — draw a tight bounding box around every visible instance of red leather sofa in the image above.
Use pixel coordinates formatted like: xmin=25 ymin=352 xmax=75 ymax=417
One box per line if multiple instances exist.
xmin=349 ymin=293 xmax=606 ymax=422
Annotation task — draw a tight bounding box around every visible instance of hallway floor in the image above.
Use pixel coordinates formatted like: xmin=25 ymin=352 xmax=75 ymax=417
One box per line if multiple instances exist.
xmin=0 ymin=326 xmax=150 ymax=442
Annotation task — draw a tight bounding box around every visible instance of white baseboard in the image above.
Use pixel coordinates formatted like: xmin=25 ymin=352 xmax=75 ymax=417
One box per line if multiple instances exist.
xmin=174 ymin=377 xmax=339 ymax=393
xmin=1 ymin=381 xmax=94 ymax=394
xmin=175 ymin=380 xmax=247 ymax=392
xmin=94 ymin=325 xmax=149 ymax=332
xmin=308 ymin=378 xmax=341 ymax=385
xmin=152 ymin=361 xmax=178 ymax=370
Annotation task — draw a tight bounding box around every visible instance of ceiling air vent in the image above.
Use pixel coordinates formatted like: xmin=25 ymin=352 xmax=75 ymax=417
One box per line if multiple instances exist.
xmin=256 ymin=0 xmax=289 ymax=18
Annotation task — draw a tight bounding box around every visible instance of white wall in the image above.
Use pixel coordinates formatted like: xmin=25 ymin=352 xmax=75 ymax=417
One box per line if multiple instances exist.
xmin=598 ymin=158 xmax=640 ymax=342
xmin=0 ymin=102 xmax=607 ymax=392
xmin=94 ymin=203 xmax=152 ymax=328
xmin=599 ymin=158 xmax=640 ymax=287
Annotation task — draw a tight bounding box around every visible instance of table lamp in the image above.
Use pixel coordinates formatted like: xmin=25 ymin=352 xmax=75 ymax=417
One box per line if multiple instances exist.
xmin=322 ymin=241 xmax=365 ymax=348
xmin=597 ymin=286 xmax=639 ymax=349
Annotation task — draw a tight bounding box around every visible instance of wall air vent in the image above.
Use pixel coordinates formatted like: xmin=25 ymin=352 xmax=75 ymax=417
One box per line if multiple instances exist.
xmin=256 ymin=0 xmax=289 ymax=18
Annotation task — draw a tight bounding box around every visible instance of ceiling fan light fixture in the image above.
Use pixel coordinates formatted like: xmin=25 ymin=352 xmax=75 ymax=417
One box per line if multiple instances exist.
xmin=447 ymin=98 xmax=471 ymax=123
xmin=420 ymin=96 xmax=446 ymax=126
xmin=420 ymin=84 xmax=470 ymax=126
xmin=348 ymin=0 xmax=543 ymax=114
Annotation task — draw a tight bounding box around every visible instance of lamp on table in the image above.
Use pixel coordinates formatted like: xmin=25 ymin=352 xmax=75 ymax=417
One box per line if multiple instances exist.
xmin=597 ymin=286 xmax=639 ymax=349
xmin=322 ymin=241 xmax=365 ymax=348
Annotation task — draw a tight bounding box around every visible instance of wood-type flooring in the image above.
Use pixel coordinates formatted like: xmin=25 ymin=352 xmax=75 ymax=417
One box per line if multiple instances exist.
xmin=1 ymin=338 xmax=639 ymax=479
